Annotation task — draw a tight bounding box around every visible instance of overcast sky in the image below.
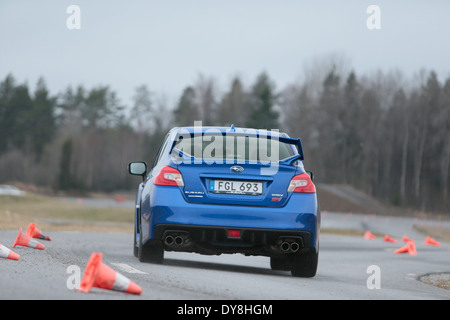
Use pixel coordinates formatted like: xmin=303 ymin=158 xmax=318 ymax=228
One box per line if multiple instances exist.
xmin=1 ymin=0 xmax=450 ymax=108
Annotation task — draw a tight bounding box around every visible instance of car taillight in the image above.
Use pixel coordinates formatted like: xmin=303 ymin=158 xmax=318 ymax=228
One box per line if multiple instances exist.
xmin=154 ymin=166 xmax=184 ymax=187
xmin=287 ymin=173 xmax=316 ymax=193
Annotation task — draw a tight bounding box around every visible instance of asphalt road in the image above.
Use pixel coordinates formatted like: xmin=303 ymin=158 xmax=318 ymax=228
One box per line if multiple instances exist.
xmin=0 ymin=212 xmax=449 ymax=301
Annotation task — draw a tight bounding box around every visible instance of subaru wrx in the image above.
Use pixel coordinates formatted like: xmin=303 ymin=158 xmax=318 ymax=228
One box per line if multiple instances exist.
xmin=128 ymin=125 xmax=320 ymax=277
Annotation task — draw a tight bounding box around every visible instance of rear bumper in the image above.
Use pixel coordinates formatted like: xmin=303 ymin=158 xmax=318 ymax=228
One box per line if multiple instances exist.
xmin=155 ymin=224 xmax=313 ymax=256
xmin=141 ymin=186 xmax=319 ymax=252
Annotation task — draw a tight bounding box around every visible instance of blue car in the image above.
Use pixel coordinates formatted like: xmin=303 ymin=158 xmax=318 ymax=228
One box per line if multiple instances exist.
xmin=128 ymin=125 xmax=320 ymax=277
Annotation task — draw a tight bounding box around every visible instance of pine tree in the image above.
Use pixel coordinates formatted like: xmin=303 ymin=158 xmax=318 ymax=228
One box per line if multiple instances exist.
xmin=31 ymin=77 xmax=56 ymax=158
xmin=0 ymin=74 xmax=16 ymax=152
xmin=173 ymin=86 xmax=199 ymax=126
xmin=217 ymin=77 xmax=249 ymax=127
xmin=58 ymin=138 xmax=74 ymax=190
xmin=246 ymin=72 xmax=279 ymax=130
xmin=7 ymin=83 xmax=33 ymax=149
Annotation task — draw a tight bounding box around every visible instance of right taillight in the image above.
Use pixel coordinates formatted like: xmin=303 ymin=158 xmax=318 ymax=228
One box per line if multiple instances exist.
xmin=154 ymin=166 xmax=184 ymax=187
xmin=287 ymin=173 xmax=316 ymax=193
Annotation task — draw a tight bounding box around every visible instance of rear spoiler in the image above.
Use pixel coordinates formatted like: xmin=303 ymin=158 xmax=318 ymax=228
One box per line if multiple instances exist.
xmin=278 ymin=137 xmax=304 ymax=161
xmin=169 ymin=130 xmax=305 ymax=162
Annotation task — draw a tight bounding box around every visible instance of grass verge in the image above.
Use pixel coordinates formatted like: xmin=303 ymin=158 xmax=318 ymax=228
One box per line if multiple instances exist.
xmin=0 ymin=194 xmax=133 ymax=233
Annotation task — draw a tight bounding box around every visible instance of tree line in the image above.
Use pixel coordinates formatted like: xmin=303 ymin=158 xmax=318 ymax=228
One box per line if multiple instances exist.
xmin=0 ymin=65 xmax=449 ymax=213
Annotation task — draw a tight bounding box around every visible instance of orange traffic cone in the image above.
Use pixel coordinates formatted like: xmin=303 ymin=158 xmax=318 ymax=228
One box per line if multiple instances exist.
xmin=393 ymin=240 xmax=417 ymax=256
xmin=384 ymin=234 xmax=397 ymax=243
xmin=424 ymin=236 xmax=440 ymax=246
xmin=12 ymin=228 xmax=45 ymax=250
xmin=407 ymin=240 xmax=417 ymax=256
xmin=364 ymin=231 xmax=376 ymax=240
xmin=114 ymin=194 xmax=125 ymax=203
xmin=26 ymin=223 xmax=52 ymax=241
xmin=393 ymin=244 xmax=409 ymax=254
xmin=78 ymin=253 xmax=142 ymax=295
xmin=0 ymin=244 xmax=20 ymax=261
xmin=402 ymin=235 xmax=413 ymax=242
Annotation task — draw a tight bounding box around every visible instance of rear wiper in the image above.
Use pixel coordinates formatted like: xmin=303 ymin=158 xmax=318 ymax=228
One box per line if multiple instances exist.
xmin=171 ymin=148 xmax=195 ymax=162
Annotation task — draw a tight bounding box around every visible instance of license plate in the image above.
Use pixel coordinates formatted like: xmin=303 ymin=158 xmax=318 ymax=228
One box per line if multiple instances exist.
xmin=209 ymin=180 xmax=263 ymax=195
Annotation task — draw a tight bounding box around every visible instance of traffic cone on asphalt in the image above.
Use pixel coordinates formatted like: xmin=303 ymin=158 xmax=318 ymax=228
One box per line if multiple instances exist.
xmin=12 ymin=228 xmax=45 ymax=250
xmin=364 ymin=231 xmax=376 ymax=240
xmin=384 ymin=235 xmax=397 ymax=243
xmin=407 ymin=240 xmax=417 ymax=255
xmin=26 ymin=223 xmax=52 ymax=241
xmin=393 ymin=241 xmax=417 ymax=256
xmin=78 ymin=252 xmax=142 ymax=295
xmin=424 ymin=236 xmax=440 ymax=246
xmin=402 ymin=235 xmax=413 ymax=242
xmin=393 ymin=244 xmax=409 ymax=254
xmin=0 ymin=244 xmax=20 ymax=261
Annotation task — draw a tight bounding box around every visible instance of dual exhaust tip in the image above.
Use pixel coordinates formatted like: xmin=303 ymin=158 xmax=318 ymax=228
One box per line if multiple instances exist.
xmin=163 ymin=232 xmax=190 ymax=247
xmin=279 ymin=240 xmax=300 ymax=253
xmin=164 ymin=235 xmax=185 ymax=246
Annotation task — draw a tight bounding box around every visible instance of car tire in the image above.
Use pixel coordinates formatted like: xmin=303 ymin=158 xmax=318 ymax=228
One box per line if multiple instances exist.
xmin=138 ymin=223 xmax=164 ymax=264
xmin=270 ymin=256 xmax=292 ymax=271
xmin=133 ymin=230 xmax=138 ymax=257
xmin=133 ymin=208 xmax=139 ymax=258
xmin=290 ymin=248 xmax=318 ymax=278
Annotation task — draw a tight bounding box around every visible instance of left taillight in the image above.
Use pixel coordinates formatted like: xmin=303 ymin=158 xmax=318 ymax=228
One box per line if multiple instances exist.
xmin=154 ymin=166 xmax=184 ymax=187
xmin=287 ymin=173 xmax=316 ymax=193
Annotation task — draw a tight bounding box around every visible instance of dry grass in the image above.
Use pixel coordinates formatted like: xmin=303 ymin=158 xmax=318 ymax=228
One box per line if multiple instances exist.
xmin=0 ymin=193 xmax=133 ymax=233
xmin=413 ymin=225 xmax=450 ymax=242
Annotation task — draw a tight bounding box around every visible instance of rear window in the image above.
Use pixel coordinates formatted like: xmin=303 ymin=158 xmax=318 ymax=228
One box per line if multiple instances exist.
xmin=173 ymin=134 xmax=294 ymax=163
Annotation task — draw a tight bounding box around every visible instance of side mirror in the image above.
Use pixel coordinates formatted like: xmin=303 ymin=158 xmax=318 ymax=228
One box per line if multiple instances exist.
xmin=128 ymin=162 xmax=147 ymax=179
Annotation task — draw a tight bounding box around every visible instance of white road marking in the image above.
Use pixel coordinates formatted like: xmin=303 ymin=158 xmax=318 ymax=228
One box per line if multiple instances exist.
xmin=111 ymin=263 xmax=148 ymax=275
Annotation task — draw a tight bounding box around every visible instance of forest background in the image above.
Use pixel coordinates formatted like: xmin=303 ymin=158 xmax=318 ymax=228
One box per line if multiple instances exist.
xmin=1 ymin=61 xmax=449 ymax=214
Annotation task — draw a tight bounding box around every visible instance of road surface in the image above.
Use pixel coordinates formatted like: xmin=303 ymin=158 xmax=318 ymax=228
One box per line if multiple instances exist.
xmin=0 ymin=212 xmax=449 ymax=301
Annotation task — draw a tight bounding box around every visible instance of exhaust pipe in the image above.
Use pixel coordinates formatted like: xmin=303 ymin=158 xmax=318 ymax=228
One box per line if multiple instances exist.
xmin=280 ymin=242 xmax=291 ymax=252
xmin=163 ymin=231 xmax=190 ymax=248
xmin=277 ymin=238 xmax=301 ymax=253
xmin=164 ymin=235 xmax=175 ymax=246
xmin=290 ymin=242 xmax=300 ymax=253
xmin=175 ymin=236 xmax=184 ymax=246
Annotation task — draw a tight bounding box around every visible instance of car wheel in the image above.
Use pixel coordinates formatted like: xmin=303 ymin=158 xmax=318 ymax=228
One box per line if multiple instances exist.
xmin=133 ymin=229 xmax=138 ymax=257
xmin=138 ymin=223 xmax=164 ymax=264
xmin=270 ymin=256 xmax=292 ymax=271
xmin=290 ymin=248 xmax=318 ymax=278
xmin=133 ymin=207 xmax=139 ymax=257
